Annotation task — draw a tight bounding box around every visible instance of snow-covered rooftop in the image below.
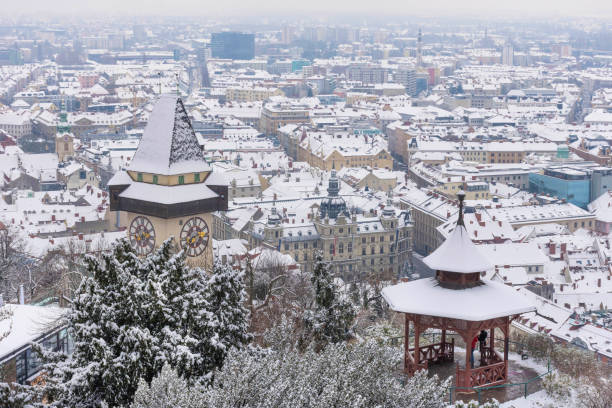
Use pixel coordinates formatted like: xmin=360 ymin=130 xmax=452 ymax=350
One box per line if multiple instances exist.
xmin=382 ymin=278 xmax=535 ymax=321
xmin=423 ymin=224 xmax=494 ymax=273
xmin=129 ymin=95 xmax=211 ymax=175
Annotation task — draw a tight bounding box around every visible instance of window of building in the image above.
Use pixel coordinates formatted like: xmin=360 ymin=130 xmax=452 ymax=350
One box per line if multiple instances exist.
xmin=194 ymin=173 xmax=200 ymax=182
xmin=380 ymin=246 xmax=384 ymax=254
xmin=362 ymin=238 xmax=366 ymax=244
xmin=339 ymin=228 xmax=343 ymax=233
xmin=294 ymin=243 xmax=298 ymax=250
xmin=338 ymin=243 xmax=344 ymax=254
xmin=137 ymin=173 xmax=143 ymax=182
xmin=348 ymin=242 xmax=352 ymax=252
xmin=362 ymin=248 xmax=366 ymax=255
xmin=178 ymin=175 xmax=184 ymax=184
xmin=329 ymin=244 xmax=334 ymax=255
xmin=304 ymin=242 xmax=308 ymax=249
xmin=153 ymin=175 xmax=158 ymax=184
xmin=284 ymin=243 xmax=289 ymax=250
xmin=371 ymin=247 xmax=375 ymax=255
xmin=313 ymin=242 xmax=317 ymax=248
xmin=380 ymin=236 xmax=384 ymax=242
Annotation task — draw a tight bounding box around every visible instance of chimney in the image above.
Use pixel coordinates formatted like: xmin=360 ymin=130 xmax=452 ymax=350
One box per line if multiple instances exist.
xmin=475 ymin=213 xmax=482 ymax=222
xmin=78 ymin=233 xmax=84 ymax=240
xmin=474 ymin=230 xmax=478 ymax=237
xmin=19 ymin=284 xmax=25 ymax=305
xmin=550 ymin=243 xmax=556 ymax=255
xmin=598 ymin=278 xmax=601 ymax=287
xmin=560 ymin=284 xmax=564 ymax=292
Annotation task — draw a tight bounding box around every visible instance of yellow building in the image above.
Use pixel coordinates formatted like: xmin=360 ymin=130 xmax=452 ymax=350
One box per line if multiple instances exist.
xmin=56 ymin=132 xmax=75 ymax=162
xmin=299 ymin=130 xmax=393 ymax=171
xmin=109 ymin=95 xmax=228 ymax=267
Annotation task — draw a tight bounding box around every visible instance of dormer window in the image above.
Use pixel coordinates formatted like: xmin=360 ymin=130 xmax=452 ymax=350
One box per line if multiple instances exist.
xmin=178 ymin=175 xmax=184 ymax=185
xmin=153 ymin=175 xmax=158 ymax=184
xmin=194 ymin=173 xmax=200 ymax=182
xmin=137 ymin=173 xmax=143 ymax=182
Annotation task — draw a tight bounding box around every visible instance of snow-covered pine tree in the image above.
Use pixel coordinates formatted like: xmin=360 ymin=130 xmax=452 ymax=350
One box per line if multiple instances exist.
xmin=301 ymin=251 xmax=355 ymax=349
xmin=206 ymin=261 xmax=251 ymax=353
xmin=144 ymin=239 xmax=224 ymax=382
xmin=47 ymin=239 xmax=156 ymax=407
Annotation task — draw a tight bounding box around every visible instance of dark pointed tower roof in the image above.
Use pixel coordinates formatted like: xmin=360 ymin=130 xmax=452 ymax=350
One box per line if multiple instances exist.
xmin=319 ymin=170 xmax=349 ymax=219
xmin=129 ymin=95 xmax=210 ymax=175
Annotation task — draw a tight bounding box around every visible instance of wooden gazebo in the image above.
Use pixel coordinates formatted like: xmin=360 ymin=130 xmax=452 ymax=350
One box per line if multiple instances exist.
xmin=382 ymin=192 xmax=535 ymax=390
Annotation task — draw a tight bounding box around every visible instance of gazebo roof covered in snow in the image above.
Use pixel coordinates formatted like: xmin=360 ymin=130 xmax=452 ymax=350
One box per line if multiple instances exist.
xmin=423 ymin=223 xmax=493 ymax=273
xmin=382 ymin=277 xmax=535 ymax=321
xmin=423 ymin=190 xmax=493 ymax=274
xmin=128 ymin=95 xmax=211 ymax=176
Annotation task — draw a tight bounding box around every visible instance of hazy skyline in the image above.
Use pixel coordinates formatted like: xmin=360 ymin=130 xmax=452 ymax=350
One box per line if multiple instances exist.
xmin=4 ymin=0 xmax=612 ymax=19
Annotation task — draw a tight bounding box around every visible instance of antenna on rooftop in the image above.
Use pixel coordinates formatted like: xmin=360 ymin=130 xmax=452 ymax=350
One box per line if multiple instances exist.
xmin=175 ymin=72 xmax=180 ymax=96
xmin=158 ymin=72 xmax=162 ymax=95
xmin=457 ymin=190 xmax=466 ymax=227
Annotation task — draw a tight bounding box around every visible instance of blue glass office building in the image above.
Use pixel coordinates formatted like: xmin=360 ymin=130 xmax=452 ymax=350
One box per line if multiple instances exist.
xmin=529 ymin=168 xmax=590 ymax=209
xmin=210 ymin=32 xmax=255 ymax=60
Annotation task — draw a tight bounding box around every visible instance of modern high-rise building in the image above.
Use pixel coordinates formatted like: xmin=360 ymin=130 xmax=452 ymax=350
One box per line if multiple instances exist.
xmin=395 ymin=67 xmax=417 ymax=96
xmin=502 ymin=43 xmax=514 ymax=66
xmin=210 ymin=32 xmax=255 ymax=60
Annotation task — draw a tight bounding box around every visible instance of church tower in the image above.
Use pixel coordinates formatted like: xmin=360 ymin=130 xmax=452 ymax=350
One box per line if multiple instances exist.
xmin=108 ymin=95 xmax=228 ymax=267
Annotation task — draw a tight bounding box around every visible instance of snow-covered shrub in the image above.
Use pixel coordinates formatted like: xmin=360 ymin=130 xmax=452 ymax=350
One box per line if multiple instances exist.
xmin=575 ymin=376 xmax=612 ymax=408
xmin=0 ymin=382 xmax=40 ymax=408
xmin=131 ymin=364 xmax=203 ymax=408
xmin=364 ymin=322 xmax=402 ymax=346
xmin=131 ymin=341 xmax=450 ymax=408
xmin=542 ymin=372 xmax=572 ymax=402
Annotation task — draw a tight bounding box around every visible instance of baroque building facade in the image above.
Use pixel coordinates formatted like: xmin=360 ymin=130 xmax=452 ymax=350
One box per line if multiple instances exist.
xmin=248 ymin=171 xmax=413 ymax=281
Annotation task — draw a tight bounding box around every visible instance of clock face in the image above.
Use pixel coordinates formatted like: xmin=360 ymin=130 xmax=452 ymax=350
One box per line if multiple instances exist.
xmin=180 ymin=217 xmax=209 ymax=257
xmin=129 ymin=216 xmax=156 ymax=256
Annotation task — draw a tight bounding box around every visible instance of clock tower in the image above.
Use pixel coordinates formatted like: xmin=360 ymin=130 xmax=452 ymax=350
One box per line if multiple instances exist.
xmin=108 ymin=95 xmax=228 ymax=267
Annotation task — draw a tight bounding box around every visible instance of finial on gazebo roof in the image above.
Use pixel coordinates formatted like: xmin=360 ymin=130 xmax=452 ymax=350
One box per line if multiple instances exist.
xmin=456 ymin=190 xmax=466 ymax=227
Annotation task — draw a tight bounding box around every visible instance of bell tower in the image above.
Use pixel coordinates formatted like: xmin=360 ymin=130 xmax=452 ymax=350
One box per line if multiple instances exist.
xmin=108 ymin=95 xmax=228 ymax=267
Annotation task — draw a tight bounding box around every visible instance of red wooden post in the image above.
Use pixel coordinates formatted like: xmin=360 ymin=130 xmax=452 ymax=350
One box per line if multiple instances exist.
xmin=503 ymin=319 xmax=509 ymax=380
xmin=464 ymin=331 xmax=472 ymax=388
xmin=404 ymin=314 xmax=410 ymax=373
xmin=490 ymin=327 xmax=495 ymax=355
xmin=414 ymin=317 xmax=421 ymax=367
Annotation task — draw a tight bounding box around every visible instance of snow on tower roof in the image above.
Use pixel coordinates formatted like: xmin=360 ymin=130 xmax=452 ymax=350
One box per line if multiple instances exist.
xmin=382 ymin=278 xmax=535 ymax=321
xmin=423 ymin=190 xmax=493 ymax=273
xmin=423 ymin=224 xmax=494 ymax=273
xmin=128 ymin=95 xmax=210 ymax=176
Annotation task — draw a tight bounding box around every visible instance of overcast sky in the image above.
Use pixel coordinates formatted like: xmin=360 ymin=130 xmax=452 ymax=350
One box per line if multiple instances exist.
xmin=4 ymin=0 xmax=612 ymax=19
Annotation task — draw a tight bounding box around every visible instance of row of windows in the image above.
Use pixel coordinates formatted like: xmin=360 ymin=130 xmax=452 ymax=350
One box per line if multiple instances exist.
xmin=137 ymin=173 xmax=201 ymax=184
xmin=16 ymin=329 xmax=73 ymax=384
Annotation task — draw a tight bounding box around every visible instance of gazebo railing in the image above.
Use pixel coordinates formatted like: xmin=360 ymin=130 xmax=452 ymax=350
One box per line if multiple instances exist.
xmin=408 ymin=338 xmax=455 ymax=366
xmin=456 ymin=360 xmax=507 ymax=389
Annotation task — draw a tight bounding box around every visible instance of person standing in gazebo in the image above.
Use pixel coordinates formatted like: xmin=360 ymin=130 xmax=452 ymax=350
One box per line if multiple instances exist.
xmin=470 ymin=335 xmax=478 ymax=368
